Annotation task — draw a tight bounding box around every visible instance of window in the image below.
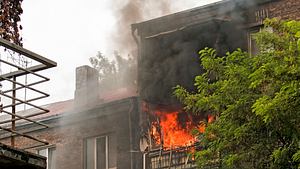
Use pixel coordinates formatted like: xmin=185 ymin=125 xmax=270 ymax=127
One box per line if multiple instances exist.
xmin=248 ymin=29 xmax=260 ymax=56
xmin=248 ymin=27 xmax=273 ymax=56
xmin=85 ymin=136 xmax=109 ymax=169
xmin=38 ymin=147 xmax=56 ymax=169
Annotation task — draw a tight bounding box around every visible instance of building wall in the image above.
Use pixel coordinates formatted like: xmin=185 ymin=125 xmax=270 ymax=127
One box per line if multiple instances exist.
xmin=2 ymin=97 xmax=142 ymax=169
xmin=246 ymin=0 xmax=300 ymax=26
xmin=135 ymin=0 xmax=300 ymax=106
xmin=268 ymin=0 xmax=300 ymax=20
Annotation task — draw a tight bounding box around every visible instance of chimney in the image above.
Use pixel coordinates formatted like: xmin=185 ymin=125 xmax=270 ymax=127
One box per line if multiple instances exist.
xmin=74 ymin=65 xmax=99 ymax=108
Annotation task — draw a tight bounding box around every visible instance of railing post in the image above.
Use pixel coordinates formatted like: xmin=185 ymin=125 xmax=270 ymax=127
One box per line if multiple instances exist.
xmin=11 ymin=76 xmax=16 ymax=147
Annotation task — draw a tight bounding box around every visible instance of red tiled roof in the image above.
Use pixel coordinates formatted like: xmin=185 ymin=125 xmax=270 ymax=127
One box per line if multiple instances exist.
xmin=39 ymin=87 xmax=137 ymax=119
xmin=2 ymin=87 xmax=138 ymax=122
xmin=38 ymin=99 xmax=74 ymax=118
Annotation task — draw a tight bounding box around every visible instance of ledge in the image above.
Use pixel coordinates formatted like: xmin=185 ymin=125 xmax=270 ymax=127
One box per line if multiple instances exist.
xmin=0 ymin=143 xmax=46 ymax=169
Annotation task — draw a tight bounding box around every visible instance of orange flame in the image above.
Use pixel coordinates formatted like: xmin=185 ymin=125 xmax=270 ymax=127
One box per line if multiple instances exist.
xmin=208 ymin=114 xmax=215 ymax=123
xmin=151 ymin=111 xmax=201 ymax=149
xmin=150 ymin=110 xmax=215 ymax=149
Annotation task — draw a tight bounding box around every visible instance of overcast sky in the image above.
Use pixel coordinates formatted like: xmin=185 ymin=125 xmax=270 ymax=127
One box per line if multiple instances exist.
xmin=20 ymin=0 xmax=221 ymax=104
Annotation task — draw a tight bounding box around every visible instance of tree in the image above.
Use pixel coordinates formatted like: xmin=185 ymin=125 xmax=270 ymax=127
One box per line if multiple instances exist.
xmin=113 ymin=51 xmax=137 ymax=87
xmin=174 ymin=19 xmax=300 ymax=169
xmin=89 ymin=51 xmax=117 ymax=90
xmin=89 ymin=51 xmax=136 ymax=90
xmin=0 ymin=0 xmax=23 ymax=46
xmin=89 ymin=52 xmax=117 ymax=81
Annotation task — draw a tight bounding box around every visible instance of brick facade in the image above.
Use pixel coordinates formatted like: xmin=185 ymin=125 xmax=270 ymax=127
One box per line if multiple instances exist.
xmin=246 ymin=0 xmax=300 ymax=26
xmin=268 ymin=0 xmax=300 ymax=20
xmin=1 ymin=0 xmax=299 ymax=169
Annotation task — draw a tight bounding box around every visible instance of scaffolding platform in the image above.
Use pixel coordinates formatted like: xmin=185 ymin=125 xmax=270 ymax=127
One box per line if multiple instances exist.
xmin=0 ymin=142 xmax=46 ymax=169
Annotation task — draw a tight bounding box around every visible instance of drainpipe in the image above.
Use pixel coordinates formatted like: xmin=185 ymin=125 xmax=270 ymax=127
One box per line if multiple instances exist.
xmin=131 ymin=24 xmax=139 ymax=53
xmin=128 ymin=98 xmax=134 ymax=169
xmin=143 ymin=153 xmax=146 ymax=169
xmin=131 ymin=24 xmax=141 ymax=96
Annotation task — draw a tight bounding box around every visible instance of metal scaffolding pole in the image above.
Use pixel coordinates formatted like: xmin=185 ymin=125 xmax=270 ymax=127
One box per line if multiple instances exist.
xmin=11 ymin=76 xmax=16 ymax=147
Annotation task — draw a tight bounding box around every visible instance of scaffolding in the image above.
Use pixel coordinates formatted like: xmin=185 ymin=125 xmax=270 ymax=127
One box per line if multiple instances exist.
xmin=0 ymin=38 xmax=56 ymax=150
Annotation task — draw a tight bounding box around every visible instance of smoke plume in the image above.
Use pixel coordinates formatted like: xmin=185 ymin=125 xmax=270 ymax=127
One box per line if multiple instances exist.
xmin=107 ymin=0 xmax=216 ymax=57
xmin=107 ymin=0 xmax=169 ymax=56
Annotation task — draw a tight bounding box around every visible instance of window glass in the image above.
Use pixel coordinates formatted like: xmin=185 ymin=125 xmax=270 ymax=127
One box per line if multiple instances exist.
xmin=38 ymin=149 xmax=47 ymax=157
xmin=38 ymin=147 xmax=56 ymax=169
xmin=85 ymin=136 xmax=108 ymax=169
xmin=248 ymin=29 xmax=260 ymax=56
xmin=48 ymin=148 xmax=56 ymax=169
xmin=96 ymin=137 xmax=108 ymax=169
xmin=248 ymin=27 xmax=273 ymax=56
xmin=86 ymin=137 xmax=96 ymax=169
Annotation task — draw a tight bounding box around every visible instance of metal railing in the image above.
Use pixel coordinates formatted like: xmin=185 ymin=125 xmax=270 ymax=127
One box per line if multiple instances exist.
xmin=0 ymin=38 xmax=56 ymax=149
xmin=146 ymin=145 xmax=200 ymax=169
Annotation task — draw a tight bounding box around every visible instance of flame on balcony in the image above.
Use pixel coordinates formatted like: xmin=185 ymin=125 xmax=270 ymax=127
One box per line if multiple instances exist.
xmin=150 ymin=110 xmax=213 ymax=149
xmin=142 ymin=101 xmax=215 ymax=150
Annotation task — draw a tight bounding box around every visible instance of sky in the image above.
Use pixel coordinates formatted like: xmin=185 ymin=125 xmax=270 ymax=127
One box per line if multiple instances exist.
xmin=20 ymin=0 xmax=221 ymax=105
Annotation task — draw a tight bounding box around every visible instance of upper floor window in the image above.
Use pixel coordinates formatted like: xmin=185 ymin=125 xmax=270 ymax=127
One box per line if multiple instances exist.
xmin=248 ymin=27 xmax=273 ymax=56
xmin=248 ymin=28 xmax=260 ymax=56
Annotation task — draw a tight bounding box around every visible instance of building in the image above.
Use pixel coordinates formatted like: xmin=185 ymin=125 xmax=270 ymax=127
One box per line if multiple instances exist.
xmin=132 ymin=0 xmax=300 ymax=168
xmin=1 ymin=0 xmax=299 ymax=169
xmin=132 ymin=0 xmax=300 ymax=105
xmin=0 ymin=65 xmax=141 ymax=169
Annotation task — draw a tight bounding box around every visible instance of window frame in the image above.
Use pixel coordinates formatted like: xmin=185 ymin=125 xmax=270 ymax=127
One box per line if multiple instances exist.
xmin=84 ymin=135 xmax=109 ymax=169
xmin=248 ymin=27 xmax=261 ymax=56
xmin=36 ymin=145 xmax=56 ymax=169
xmin=248 ymin=26 xmax=274 ymax=56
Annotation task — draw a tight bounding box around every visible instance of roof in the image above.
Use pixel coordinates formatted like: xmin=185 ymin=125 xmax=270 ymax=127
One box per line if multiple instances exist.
xmin=0 ymin=86 xmax=137 ymax=125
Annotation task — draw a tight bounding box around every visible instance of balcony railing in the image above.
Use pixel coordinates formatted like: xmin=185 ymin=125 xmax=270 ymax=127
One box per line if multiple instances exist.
xmin=146 ymin=145 xmax=200 ymax=169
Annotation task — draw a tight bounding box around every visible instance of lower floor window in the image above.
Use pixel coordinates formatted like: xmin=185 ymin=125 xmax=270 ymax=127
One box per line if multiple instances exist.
xmin=85 ymin=136 xmax=109 ymax=169
xmin=38 ymin=146 xmax=56 ymax=169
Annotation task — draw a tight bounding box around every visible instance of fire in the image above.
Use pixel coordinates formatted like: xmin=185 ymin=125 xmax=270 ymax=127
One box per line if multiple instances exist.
xmin=208 ymin=114 xmax=215 ymax=123
xmin=144 ymin=101 xmax=215 ymax=150
xmin=151 ymin=111 xmax=202 ymax=149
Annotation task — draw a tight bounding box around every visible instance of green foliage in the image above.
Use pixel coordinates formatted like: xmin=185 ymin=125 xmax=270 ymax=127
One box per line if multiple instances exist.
xmin=89 ymin=52 xmax=117 ymax=80
xmin=0 ymin=0 xmax=23 ymax=46
xmin=174 ymin=19 xmax=300 ymax=169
